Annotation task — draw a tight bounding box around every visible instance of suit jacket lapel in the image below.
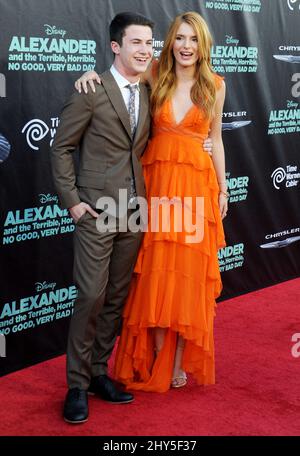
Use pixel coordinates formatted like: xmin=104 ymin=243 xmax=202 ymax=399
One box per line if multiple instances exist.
xmin=101 ymin=70 xmax=132 ymax=140
xmin=133 ymin=83 xmax=149 ymax=146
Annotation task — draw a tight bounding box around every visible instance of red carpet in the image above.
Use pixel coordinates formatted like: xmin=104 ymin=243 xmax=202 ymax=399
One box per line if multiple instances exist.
xmin=0 ymin=278 xmax=299 ymax=436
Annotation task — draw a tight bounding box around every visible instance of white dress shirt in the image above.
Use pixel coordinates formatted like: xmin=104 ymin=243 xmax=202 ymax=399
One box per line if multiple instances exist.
xmin=110 ymin=65 xmax=140 ymax=126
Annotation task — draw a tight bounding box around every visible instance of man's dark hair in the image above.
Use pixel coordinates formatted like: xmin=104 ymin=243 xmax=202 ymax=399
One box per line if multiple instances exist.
xmin=110 ymin=12 xmax=154 ymax=46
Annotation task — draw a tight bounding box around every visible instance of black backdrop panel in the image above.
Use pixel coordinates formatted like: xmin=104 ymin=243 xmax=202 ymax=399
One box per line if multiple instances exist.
xmin=0 ymin=0 xmax=299 ymax=375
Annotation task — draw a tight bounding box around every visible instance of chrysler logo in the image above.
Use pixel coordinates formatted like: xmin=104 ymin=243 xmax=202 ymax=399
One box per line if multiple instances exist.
xmin=273 ymin=55 xmax=300 ymax=63
xmin=260 ymin=236 xmax=300 ymax=249
xmin=0 ymin=133 xmax=11 ymax=163
xmin=222 ymin=120 xmax=252 ymax=130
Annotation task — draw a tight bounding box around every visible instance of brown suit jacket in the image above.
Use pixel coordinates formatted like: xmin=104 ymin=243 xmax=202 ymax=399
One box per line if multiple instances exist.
xmin=51 ymin=70 xmax=151 ymax=212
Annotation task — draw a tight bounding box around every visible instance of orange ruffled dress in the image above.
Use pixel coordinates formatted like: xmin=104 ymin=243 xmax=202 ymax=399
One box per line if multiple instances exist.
xmin=114 ymin=74 xmax=226 ymax=392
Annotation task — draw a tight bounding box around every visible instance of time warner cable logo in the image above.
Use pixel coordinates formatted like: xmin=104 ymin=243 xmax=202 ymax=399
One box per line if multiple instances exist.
xmin=271 ymin=165 xmax=300 ymax=189
xmin=287 ymin=0 xmax=300 ymax=10
xmin=22 ymin=117 xmax=59 ymax=150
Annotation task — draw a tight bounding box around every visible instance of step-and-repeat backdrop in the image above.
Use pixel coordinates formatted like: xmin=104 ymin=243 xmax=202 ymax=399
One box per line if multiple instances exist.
xmin=0 ymin=0 xmax=299 ymax=374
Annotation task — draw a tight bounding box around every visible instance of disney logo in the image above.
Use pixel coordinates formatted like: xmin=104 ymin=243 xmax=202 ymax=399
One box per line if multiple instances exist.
xmin=39 ymin=193 xmax=58 ymax=204
xmin=287 ymin=100 xmax=298 ymax=108
xmin=225 ymin=35 xmax=239 ymax=46
xmin=35 ymin=281 xmax=57 ymax=292
xmin=44 ymin=24 xmax=67 ymax=38
xmin=287 ymin=0 xmax=300 ymax=10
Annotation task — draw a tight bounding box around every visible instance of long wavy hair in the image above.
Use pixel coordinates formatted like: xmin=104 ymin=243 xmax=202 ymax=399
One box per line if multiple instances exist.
xmin=151 ymin=12 xmax=216 ymax=119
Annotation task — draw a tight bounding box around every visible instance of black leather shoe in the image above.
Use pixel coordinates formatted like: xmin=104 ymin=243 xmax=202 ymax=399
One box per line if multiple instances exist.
xmin=63 ymin=388 xmax=88 ymax=424
xmin=88 ymin=375 xmax=134 ymax=404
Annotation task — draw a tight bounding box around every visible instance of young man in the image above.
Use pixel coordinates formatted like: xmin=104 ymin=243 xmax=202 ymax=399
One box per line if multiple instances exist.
xmin=51 ymin=12 xmax=154 ymax=424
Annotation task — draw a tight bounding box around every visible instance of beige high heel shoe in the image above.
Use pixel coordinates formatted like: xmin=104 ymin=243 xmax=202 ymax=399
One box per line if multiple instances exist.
xmin=171 ymin=336 xmax=187 ymax=388
xmin=171 ymin=370 xmax=187 ymax=388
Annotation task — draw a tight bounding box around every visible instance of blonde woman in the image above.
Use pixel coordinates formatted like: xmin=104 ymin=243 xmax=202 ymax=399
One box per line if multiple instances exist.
xmin=76 ymin=12 xmax=228 ymax=392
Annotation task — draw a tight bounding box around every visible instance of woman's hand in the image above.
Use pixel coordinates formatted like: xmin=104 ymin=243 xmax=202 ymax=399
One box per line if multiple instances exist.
xmin=74 ymin=71 xmax=101 ymax=94
xmin=218 ymin=192 xmax=228 ymax=219
xmin=203 ymin=137 xmax=213 ymax=156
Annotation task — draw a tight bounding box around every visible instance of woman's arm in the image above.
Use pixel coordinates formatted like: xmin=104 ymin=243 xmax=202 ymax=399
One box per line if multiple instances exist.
xmin=74 ymin=59 xmax=158 ymax=94
xmin=210 ymin=80 xmax=228 ymax=219
xmin=74 ymin=70 xmax=101 ymax=94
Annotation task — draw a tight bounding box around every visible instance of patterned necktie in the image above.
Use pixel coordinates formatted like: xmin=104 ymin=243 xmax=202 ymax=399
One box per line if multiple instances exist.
xmin=126 ymin=84 xmax=138 ymax=207
xmin=127 ymin=84 xmax=138 ymax=136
